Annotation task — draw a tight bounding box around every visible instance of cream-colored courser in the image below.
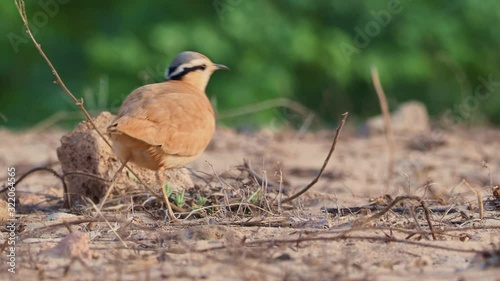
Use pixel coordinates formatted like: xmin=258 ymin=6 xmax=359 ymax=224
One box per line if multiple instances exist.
xmin=105 ymin=51 xmax=228 ymax=219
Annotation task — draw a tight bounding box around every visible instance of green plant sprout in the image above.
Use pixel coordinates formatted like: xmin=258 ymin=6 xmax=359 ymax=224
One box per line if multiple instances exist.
xmin=173 ymin=190 xmax=185 ymax=207
xmin=197 ymin=195 xmax=208 ymax=206
xmin=249 ymin=190 xmax=261 ymax=204
xmin=164 ymin=183 xmax=173 ymax=197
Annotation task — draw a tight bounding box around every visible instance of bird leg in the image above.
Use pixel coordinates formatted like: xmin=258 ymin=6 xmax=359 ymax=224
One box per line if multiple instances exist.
xmin=156 ymin=169 xmax=178 ymax=222
xmin=98 ymin=159 xmax=128 ymax=210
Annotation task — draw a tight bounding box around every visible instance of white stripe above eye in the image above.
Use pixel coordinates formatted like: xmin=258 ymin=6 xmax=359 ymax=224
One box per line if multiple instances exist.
xmin=165 ymin=58 xmax=208 ymax=79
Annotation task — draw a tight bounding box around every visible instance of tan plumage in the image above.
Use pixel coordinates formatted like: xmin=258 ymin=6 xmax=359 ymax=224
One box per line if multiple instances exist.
xmin=107 ymin=51 xmax=227 ymax=171
xmin=102 ymin=51 xmax=228 ymax=219
xmin=107 ymin=81 xmax=215 ymax=170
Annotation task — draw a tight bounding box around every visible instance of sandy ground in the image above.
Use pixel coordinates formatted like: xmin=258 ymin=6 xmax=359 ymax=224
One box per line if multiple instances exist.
xmin=0 ymin=123 xmax=499 ymax=281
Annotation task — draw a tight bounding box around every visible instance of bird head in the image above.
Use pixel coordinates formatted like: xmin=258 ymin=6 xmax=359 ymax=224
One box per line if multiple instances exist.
xmin=165 ymin=51 xmax=229 ymax=92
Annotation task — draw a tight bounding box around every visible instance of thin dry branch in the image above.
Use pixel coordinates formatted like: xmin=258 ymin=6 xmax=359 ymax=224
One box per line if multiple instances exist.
xmin=183 ymin=202 xmax=275 ymax=220
xmin=371 ymin=66 xmax=395 ymax=183
xmin=0 ymin=166 xmax=130 ymax=209
xmin=323 ymin=204 xmax=460 ymax=216
xmin=281 ymin=112 xmax=348 ymax=204
xmin=63 ymin=172 xmax=109 ymax=183
xmin=19 ymin=218 xmax=126 ymax=239
xmin=86 ymin=198 xmax=128 ymax=248
xmin=242 ymin=160 xmax=289 ymax=194
xmin=52 ymin=224 xmax=500 ymax=253
xmin=354 ymin=195 xmax=437 ymax=240
xmin=0 ymin=166 xmax=70 ymax=207
xmin=14 ymin=0 xmax=109 ymax=147
xmin=194 ymin=234 xmax=482 ymax=254
xmin=1 ymin=166 xmax=63 ymax=192
xmin=369 ymin=225 xmax=500 ymax=237
xmin=420 ymin=199 xmax=437 ymax=240
xmin=14 ymin=0 xmax=164 ymax=208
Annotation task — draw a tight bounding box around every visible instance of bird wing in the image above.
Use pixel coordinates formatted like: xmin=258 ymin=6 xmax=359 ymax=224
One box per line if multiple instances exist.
xmin=107 ymin=81 xmax=215 ymax=157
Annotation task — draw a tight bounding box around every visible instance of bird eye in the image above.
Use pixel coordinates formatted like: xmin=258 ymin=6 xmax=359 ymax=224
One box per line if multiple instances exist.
xmin=200 ymin=64 xmax=207 ymax=70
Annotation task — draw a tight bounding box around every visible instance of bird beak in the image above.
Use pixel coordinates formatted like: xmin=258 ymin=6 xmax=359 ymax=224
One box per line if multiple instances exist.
xmin=214 ymin=64 xmax=230 ymax=71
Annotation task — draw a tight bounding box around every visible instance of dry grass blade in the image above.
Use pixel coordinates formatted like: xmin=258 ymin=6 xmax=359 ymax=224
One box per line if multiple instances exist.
xmin=242 ymin=160 xmax=287 ymax=193
xmin=464 ymin=180 xmax=484 ymax=220
xmin=281 ymin=112 xmax=348 ymax=204
xmin=86 ymin=198 xmax=128 ymax=248
xmin=371 ymin=66 xmax=395 ymax=184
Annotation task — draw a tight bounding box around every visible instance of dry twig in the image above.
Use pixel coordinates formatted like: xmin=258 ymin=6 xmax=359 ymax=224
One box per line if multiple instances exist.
xmin=14 ymin=0 xmax=109 ymax=147
xmin=241 ymin=160 xmax=288 ymax=193
xmin=14 ymin=0 xmax=166 ymax=209
xmin=85 ymin=198 xmax=128 ymax=248
xmin=464 ymin=180 xmax=484 ymax=220
xmin=354 ymin=195 xmax=437 ymax=240
xmin=371 ymin=67 xmax=395 ymax=184
xmin=194 ymin=234 xmax=482 ymax=254
xmin=281 ymin=112 xmax=348 ymax=204
xmin=323 ymin=204 xmax=460 ymax=216
xmin=0 ymin=166 xmax=70 ymax=207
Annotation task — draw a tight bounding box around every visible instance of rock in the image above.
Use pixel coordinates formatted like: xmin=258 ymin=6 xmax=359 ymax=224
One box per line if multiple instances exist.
xmin=366 ymin=101 xmax=430 ymax=135
xmin=56 ymin=112 xmax=193 ymax=207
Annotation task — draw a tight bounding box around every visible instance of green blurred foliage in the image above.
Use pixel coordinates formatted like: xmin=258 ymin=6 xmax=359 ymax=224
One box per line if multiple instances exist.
xmin=2 ymin=0 xmax=500 ymax=129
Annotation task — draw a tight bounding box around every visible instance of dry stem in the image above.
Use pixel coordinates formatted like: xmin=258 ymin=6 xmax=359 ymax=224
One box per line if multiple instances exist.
xmin=195 ymin=234 xmax=481 ymax=254
xmin=464 ymin=180 xmax=484 ymax=220
xmin=371 ymin=66 xmax=395 ymax=184
xmin=14 ymin=0 xmax=163 ymax=208
xmin=14 ymin=0 xmax=110 ymax=147
xmin=281 ymin=112 xmax=348 ymax=204
xmin=0 ymin=166 xmax=70 ymax=207
xmin=354 ymin=195 xmax=437 ymax=240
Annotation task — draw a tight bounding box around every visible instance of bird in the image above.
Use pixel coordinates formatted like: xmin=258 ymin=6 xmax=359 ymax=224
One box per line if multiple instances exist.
xmin=102 ymin=51 xmax=229 ymax=220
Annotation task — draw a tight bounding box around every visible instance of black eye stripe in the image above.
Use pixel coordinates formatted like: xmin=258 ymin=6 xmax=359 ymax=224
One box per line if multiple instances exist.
xmin=168 ymin=65 xmax=207 ymax=80
xmin=168 ymin=66 xmax=177 ymax=75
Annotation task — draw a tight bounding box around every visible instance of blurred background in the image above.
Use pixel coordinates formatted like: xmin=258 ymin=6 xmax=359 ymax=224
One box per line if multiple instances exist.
xmin=2 ymin=0 xmax=500 ymax=130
